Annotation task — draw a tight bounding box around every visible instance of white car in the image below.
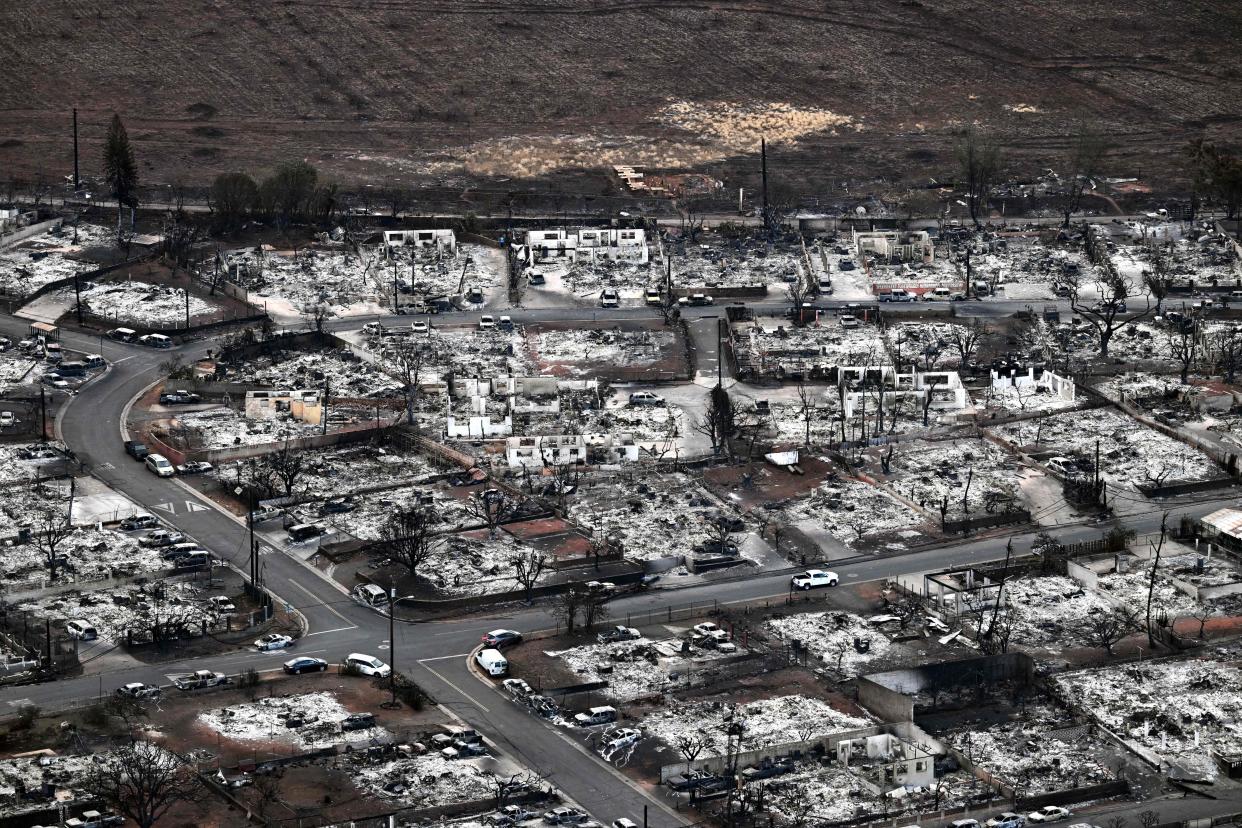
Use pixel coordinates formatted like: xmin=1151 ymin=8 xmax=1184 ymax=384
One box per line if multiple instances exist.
xmin=66 ymin=620 xmax=98 ymax=640
xmin=411 ymin=320 xmax=429 ymax=334
xmin=600 ymin=289 xmax=620 ymax=308
xmin=791 ymin=569 xmax=839 ymax=590
xmin=116 ymin=682 xmax=161 ymax=699
xmin=344 ymin=652 xmax=391 ymax=677
xmin=839 ymin=314 xmax=860 ymax=329
xmin=479 ymin=315 xmax=496 ymax=330
xmin=208 ymin=596 xmax=236 ymax=613
xmin=254 ymin=633 xmax=293 ymax=651
xmin=693 ymin=622 xmax=724 ymax=637
xmin=0 ymin=412 xmax=15 ymax=427
xmin=1028 ymin=808 xmax=1071 ymax=824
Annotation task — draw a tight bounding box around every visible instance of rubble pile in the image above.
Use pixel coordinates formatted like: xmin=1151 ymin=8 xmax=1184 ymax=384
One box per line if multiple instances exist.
xmin=199 ymin=692 xmax=389 ymax=749
xmin=781 ymin=478 xmax=922 ymax=546
xmin=57 ymin=281 xmax=213 ymax=326
xmin=1002 ymin=575 xmax=1127 ymax=648
xmin=530 ymin=329 xmax=675 ymax=376
xmin=550 ymin=637 xmax=734 ymax=701
xmin=354 ymin=753 xmax=496 ymax=808
xmin=20 ymin=579 xmax=220 ymax=642
xmin=0 ymin=223 xmax=113 ymax=298
xmin=888 ymin=440 xmax=1021 ymax=519
xmin=642 ymin=694 xmax=871 ymax=756
xmin=1054 ymin=660 xmax=1242 ymax=780
xmin=993 ymin=407 xmax=1221 ymax=486
xmin=940 ymin=701 xmax=1115 ymax=793
xmin=764 ymin=612 xmax=893 ymax=676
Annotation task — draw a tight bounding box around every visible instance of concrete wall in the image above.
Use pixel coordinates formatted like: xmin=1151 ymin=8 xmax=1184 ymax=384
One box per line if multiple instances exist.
xmin=197 ymin=421 xmax=399 ymax=464
xmin=857 ymin=653 xmax=1036 ymax=722
xmin=0 ymin=217 xmax=62 ymax=249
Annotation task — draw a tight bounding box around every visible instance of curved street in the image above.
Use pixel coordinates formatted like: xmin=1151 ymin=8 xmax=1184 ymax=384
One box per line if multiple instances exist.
xmin=0 ymin=305 xmax=1236 ymax=827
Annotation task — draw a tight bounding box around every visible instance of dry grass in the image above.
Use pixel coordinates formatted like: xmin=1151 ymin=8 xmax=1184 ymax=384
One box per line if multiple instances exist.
xmin=0 ymin=0 xmax=1238 ymax=190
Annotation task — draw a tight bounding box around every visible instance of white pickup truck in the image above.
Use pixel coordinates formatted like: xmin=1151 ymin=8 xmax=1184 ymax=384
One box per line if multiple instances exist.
xmin=173 ymin=669 xmax=228 ymax=691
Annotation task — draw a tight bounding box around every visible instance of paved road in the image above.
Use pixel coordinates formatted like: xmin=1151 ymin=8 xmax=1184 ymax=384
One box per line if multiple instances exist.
xmin=0 ymin=307 xmax=1235 ymax=826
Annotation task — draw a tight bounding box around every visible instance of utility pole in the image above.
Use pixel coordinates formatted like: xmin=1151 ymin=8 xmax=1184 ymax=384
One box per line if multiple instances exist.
xmin=322 ymin=377 xmax=330 ymax=435
xmin=74 ymin=273 xmax=83 ymax=325
xmin=72 ymin=108 xmax=79 ymax=191
xmin=184 ymin=287 xmax=191 ymax=329
xmin=67 ymin=475 xmax=75 ymax=522
xmin=39 ymin=387 xmax=47 ymax=443
xmin=761 ymin=137 xmax=769 ymax=233
xmin=389 ymin=580 xmax=397 ymax=707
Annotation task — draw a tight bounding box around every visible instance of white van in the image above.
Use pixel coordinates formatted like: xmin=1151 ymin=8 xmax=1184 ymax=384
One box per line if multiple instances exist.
xmin=352 ymin=583 xmax=389 ymax=608
xmin=144 ymin=453 xmax=175 ymax=477
xmin=475 ymin=648 xmax=508 ymax=677
xmin=139 ymin=333 xmax=173 ymax=349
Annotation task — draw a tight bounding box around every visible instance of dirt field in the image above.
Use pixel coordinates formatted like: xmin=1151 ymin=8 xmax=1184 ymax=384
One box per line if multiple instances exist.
xmin=2 ymin=1 xmax=1238 ymax=196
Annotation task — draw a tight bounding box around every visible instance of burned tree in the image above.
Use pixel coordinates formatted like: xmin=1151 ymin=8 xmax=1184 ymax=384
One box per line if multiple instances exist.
xmin=955 ymin=126 xmax=1002 ymax=228
xmin=1166 ymin=313 xmax=1202 ymax=384
xmin=675 ymin=733 xmax=716 ymax=773
xmin=262 ymin=440 xmax=305 ymax=498
xmin=82 ymin=741 xmax=200 ymax=828
xmin=468 ymin=487 xmax=516 ymax=539
xmin=388 ymin=339 xmax=429 ymax=426
xmin=1083 ymin=605 xmax=1143 ymax=654
xmin=32 ymin=504 xmax=74 ymax=582
xmin=552 ymin=586 xmax=586 ymax=635
xmin=1209 ymin=325 xmax=1242 ymax=383
xmin=1142 ymin=241 xmax=1172 ymax=313
xmin=1068 ymin=232 xmax=1155 ymax=358
xmin=949 ymin=319 xmax=988 ymax=367
xmin=511 ymin=550 xmax=547 ymax=603
xmin=692 ymin=383 xmax=735 ymax=457
xmin=378 ymin=505 xmax=441 ymax=582
xmin=1147 ymin=514 xmax=1168 ymax=648
xmin=1056 ymin=127 xmax=1110 ymax=228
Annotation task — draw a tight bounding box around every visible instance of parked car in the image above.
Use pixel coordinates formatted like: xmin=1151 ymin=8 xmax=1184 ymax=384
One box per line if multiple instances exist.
xmin=692 ymin=622 xmax=725 ymax=638
xmin=161 ymin=542 xmax=206 ymax=562
xmin=678 ymin=293 xmax=714 ymax=306
xmin=144 ymin=453 xmax=175 ymax=477
xmin=107 ymin=327 xmax=138 ymax=343
xmin=138 ymin=333 xmax=173 ymax=348
xmin=344 ymin=653 xmax=391 ymax=677
xmin=119 ymin=514 xmax=158 ymax=531
xmin=479 ymin=315 xmax=497 ymax=330
xmin=600 ymin=288 xmax=620 ymax=308
xmin=543 ymin=807 xmax=588 ymax=825
xmin=411 ymin=320 xmax=429 ymax=334
xmin=159 ymin=390 xmax=202 ymax=404
xmin=254 ymin=633 xmax=292 ymax=651
xmin=475 ymin=648 xmax=509 ymax=677
xmin=284 ymin=656 xmax=328 ymax=675
xmin=666 ymin=770 xmax=712 ymax=792
xmin=628 ymin=391 xmax=664 ymax=406
xmin=791 ymin=569 xmax=839 ymax=590
xmin=481 ymin=629 xmax=523 ymax=649
xmin=175 ymin=460 xmax=213 ymax=475
xmin=502 ymin=678 xmax=533 ymax=697
xmin=573 ymin=705 xmax=618 ymax=727
xmin=116 ymin=682 xmax=161 ymax=699
xmin=597 ymin=625 xmax=640 ymax=644
xmin=66 ymin=620 xmax=98 ymax=640
xmin=839 ymin=314 xmax=860 ymax=329
xmin=207 ymin=596 xmax=236 ymax=613
xmin=527 ymin=271 xmax=546 ymax=286
xmin=341 ymin=712 xmax=377 ymax=731
xmin=1028 ymin=808 xmax=1071 ymax=824
xmin=141 ymin=529 xmax=185 ymax=548
xmin=645 ymin=288 xmax=663 ymax=306
xmin=951 ymin=821 xmax=981 ymax=828
xmin=987 ymin=813 xmax=1026 ymax=828
xmin=123 ymin=440 xmax=149 ymax=460
xmin=0 ymin=412 xmax=16 ymax=428
xmin=612 ymin=820 xmax=639 ymax=828
xmin=604 ymin=728 xmax=642 ymax=752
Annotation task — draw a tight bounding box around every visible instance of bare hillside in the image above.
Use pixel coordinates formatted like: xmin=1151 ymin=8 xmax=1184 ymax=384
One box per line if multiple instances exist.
xmin=0 ymin=0 xmax=1238 ymax=192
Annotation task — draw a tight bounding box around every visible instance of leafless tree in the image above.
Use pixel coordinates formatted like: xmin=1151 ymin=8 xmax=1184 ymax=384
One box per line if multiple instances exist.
xmin=1142 ymin=241 xmax=1172 ymax=313
xmin=32 ymin=504 xmax=74 ymax=582
xmin=261 ymin=440 xmax=305 ymax=498
xmin=1189 ymin=605 xmax=1217 ymax=639
xmin=949 ymin=319 xmax=987 ymax=367
xmin=467 ymin=488 xmax=517 ymax=539
xmin=674 ymin=733 xmax=715 ymax=773
xmin=795 ymin=381 xmax=816 ymax=448
xmin=1147 ymin=514 xmax=1168 ymax=648
xmin=511 ymin=550 xmax=547 ymax=603
xmin=1107 ymin=816 xmax=1129 ymax=828
xmin=955 ymin=126 xmax=1002 ymax=228
xmin=1137 ymin=810 xmax=1159 ymax=828
xmin=248 ymin=769 xmax=287 ymax=824
xmin=1056 ymin=126 xmax=1110 ymax=228
xmin=1084 ymin=606 xmax=1143 ymax=654
xmin=379 ymin=505 xmax=441 ymax=581
xmin=81 ymin=741 xmax=201 ymax=828
xmin=1166 ymin=320 xmax=1202 ymax=384
xmin=552 ymin=586 xmax=586 ymax=635
xmin=301 ymin=302 xmax=330 ymax=334
xmin=1209 ymin=325 xmax=1242 ymax=383
xmin=580 ymin=589 xmax=610 ymax=631
xmin=387 ymin=339 xmax=428 ymax=426
xmin=1069 ymin=232 xmax=1155 ymax=358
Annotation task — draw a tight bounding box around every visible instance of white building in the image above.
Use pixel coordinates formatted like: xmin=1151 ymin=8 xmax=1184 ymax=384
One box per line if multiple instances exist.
xmin=840 ymin=368 xmax=968 ymax=418
xmin=383 ymin=228 xmax=456 ymax=253
xmin=853 ymin=229 xmax=934 ymax=264
xmin=244 ymin=390 xmax=323 ymax=425
xmin=522 ymin=227 xmax=648 ymax=265
xmin=989 ymin=367 xmax=1075 ymax=401
xmin=505 ymin=434 xmax=640 ymax=468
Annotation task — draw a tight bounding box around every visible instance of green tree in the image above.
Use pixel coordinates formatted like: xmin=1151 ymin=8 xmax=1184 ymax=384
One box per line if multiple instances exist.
xmin=103 ymin=114 xmax=138 ymax=230
xmin=259 ymin=160 xmax=318 ymax=227
xmin=209 ymin=172 xmax=258 ymax=232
